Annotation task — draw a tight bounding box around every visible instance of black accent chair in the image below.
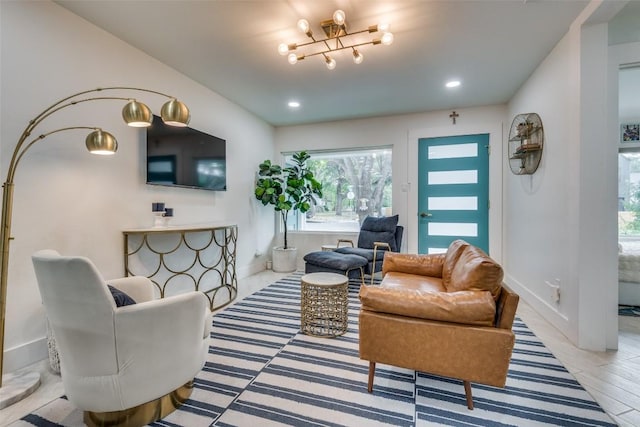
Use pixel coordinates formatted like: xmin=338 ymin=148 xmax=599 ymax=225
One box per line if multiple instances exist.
xmin=334 ymin=215 xmax=403 ymax=283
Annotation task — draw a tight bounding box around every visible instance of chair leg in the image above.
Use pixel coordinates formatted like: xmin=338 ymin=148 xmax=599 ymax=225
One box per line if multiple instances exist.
xmin=367 ymin=361 xmax=376 ymax=392
xmin=463 ymin=380 xmax=474 ymax=410
xmin=346 ymin=267 xmax=366 ymax=287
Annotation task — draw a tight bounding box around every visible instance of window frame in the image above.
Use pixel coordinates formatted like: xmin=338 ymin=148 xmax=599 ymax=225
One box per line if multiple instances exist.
xmin=281 ymin=146 xmax=393 ymax=234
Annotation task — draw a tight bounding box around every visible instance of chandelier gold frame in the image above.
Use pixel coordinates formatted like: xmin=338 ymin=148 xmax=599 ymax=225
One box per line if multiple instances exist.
xmin=278 ymin=9 xmax=394 ymax=70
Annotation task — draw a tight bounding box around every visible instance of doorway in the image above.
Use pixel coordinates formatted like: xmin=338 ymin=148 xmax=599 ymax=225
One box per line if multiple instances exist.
xmin=617 ymin=65 xmax=640 ymax=341
xmin=417 ymin=134 xmax=489 ymax=254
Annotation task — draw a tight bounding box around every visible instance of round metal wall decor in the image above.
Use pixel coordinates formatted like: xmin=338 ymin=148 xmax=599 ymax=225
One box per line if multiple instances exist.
xmin=508 ymin=113 xmax=544 ymax=175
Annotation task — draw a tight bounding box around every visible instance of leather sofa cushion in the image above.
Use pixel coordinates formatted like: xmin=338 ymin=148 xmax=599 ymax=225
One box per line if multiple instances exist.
xmin=359 ymin=285 xmax=496 ymax=326
xmin=381 ymin=271 xmax=446 ymax=293
xmin=442 ymin=239 xmax=469 ymax=288
xmin=382 ymin=252 xmax=445 ymax=278
xmin=447 ymin=244 xmax=503 ymax=300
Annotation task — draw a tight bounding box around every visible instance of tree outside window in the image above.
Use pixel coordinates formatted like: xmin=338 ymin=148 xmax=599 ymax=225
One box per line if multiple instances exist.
xmin=286 ymin=147 xmax=393 ymax=232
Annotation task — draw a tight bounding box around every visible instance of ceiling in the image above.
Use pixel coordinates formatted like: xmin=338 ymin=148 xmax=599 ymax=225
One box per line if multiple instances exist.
xmin=54 ymin=1 xmax=635 ymax=127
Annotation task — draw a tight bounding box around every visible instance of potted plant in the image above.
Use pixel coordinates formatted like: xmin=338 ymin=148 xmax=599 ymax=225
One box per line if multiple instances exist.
xmin=254 ymin=151 xmax=323 ymax=272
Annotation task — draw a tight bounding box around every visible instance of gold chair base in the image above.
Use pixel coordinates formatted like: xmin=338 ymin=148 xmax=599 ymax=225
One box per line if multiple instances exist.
xmin=83 ymin=380 xmax=193 ymax=427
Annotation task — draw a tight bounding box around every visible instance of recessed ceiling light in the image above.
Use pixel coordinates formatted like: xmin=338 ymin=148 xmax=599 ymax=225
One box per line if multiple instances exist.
xmin=446 ymin=80 xmax=461 ymax=88
xmin=288 ymin=101 xmax=301 ymax=108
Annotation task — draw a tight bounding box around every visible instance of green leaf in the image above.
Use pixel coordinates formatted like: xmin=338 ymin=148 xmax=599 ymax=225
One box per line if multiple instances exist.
xmin=254 ymin=151 xmax=321 ymax=246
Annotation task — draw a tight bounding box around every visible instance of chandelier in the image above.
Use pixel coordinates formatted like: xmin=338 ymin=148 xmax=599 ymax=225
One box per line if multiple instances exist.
xmin=278 ymin=9 xmax=394 ymax=70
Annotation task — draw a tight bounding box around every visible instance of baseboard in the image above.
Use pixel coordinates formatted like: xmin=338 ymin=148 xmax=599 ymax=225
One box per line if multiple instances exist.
xmin=4 ymin=336 xmax=48 ymax=373
xmin=237 ymin=261 xmax=268 ymax=279
xmin=504 ymin=273 xmax=575 ymax=344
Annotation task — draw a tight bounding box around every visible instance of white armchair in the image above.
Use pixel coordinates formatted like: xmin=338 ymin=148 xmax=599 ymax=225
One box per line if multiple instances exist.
xmin=31 ymin=250 xmax=211 ymax=426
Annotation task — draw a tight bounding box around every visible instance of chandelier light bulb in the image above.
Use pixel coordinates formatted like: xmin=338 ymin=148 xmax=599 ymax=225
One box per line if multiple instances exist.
xmin=325 ymin=56 xmax=336 ymax=70
xmin=297 ymin=18 xmax=310 ymax=34
xmin=281 ymin=11 xmax=393 ymax=68
xmin=353 ymin=50 xmax=364 ymax=64
xmin=381 ymin=32 xmax=394 ymax=46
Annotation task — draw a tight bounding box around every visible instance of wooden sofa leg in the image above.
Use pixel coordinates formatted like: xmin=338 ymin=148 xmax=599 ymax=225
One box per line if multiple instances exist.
xmin=368 ymin=362 xmax=376 ymax=392
xmin=463 ymin=380 xmax=474 ymax=410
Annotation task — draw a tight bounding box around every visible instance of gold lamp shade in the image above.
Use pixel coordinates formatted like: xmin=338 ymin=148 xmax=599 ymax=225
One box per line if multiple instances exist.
xmin=122 ymin=100 xmax=152 ymax=127
xmin=161 ymin=99 xmax=190 ymax=127
xmin=85 ymin=129 xmax=117 ymax=155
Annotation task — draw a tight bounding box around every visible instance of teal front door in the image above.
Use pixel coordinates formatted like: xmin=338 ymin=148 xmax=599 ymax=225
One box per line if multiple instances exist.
xmin=418 ymin=134 xmax=489 ymax=253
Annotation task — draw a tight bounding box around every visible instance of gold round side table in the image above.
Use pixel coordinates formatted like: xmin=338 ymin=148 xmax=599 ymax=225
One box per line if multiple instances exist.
xmin=300 ymin=272 xmax=349 ymax=337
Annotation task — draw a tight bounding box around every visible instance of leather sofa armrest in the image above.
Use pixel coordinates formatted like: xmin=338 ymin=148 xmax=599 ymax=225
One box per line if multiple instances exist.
xmin=359 ymin=285 xmax=496 ymax=326
xmin=382 ymin=252 xmax=445 ymax=278
xmin=495 ymin=284 xmax=519 ymax=329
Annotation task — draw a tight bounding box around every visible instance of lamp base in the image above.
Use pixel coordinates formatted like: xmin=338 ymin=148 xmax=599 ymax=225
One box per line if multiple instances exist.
xmin=0 ymin=370 xmax=41 ymax=409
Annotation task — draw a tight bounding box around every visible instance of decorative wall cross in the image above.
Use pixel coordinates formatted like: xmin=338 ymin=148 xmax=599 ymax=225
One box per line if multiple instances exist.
xmin=449 ymin=111 xmax=459 ymax=125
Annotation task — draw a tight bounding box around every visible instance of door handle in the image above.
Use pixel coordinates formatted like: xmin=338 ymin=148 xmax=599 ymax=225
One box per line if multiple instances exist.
xmin=420 ymin=212 xmax=432 ymax=218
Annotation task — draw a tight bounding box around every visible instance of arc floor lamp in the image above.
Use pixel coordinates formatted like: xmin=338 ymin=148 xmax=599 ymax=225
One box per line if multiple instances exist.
xmin=0 ymin=87 xmax=190 ymax=408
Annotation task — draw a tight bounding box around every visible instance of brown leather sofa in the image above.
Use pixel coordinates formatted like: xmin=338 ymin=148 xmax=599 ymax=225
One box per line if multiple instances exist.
xmin=358 ymin=239 xmax=519 ymax=409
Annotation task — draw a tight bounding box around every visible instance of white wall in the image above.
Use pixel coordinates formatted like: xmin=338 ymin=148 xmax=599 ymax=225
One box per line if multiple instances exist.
xmin=506 ymin=27 xmax=581 ymax=347
xmin=275 ymin=105 xmax=506 ymax=269
xmin=1 ymin=1 xmax=276 ymax=371
xmin=506 ymin=1 xmax=624 ymax=351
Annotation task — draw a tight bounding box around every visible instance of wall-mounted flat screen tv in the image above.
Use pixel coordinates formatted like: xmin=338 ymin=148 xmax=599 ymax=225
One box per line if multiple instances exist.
xmin=146 ymin=115 xmax=226 ymax=191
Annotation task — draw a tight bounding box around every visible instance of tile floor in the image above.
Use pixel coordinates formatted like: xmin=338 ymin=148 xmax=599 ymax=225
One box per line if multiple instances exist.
xmin=1 ymin=270 xmax=639 ymax=426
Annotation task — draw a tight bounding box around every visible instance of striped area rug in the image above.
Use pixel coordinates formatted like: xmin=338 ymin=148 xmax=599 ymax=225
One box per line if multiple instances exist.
xmin=17 ymin=272 xmax=616 ymax=426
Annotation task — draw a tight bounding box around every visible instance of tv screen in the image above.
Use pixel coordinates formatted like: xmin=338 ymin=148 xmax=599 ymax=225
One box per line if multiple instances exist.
xmin=146 ymin=115 xmax=226 ymax=191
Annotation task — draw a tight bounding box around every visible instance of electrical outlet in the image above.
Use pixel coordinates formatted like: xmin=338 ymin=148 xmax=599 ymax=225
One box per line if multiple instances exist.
xmin=545 ymin=280 xmax=561 ymax=303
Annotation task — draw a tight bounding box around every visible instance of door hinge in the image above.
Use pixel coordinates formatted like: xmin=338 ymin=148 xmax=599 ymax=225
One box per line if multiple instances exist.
xmin=488 ymin=200 xmax=491 ymax=209
xmin=485 ymin=145 xmax=491 ymax=155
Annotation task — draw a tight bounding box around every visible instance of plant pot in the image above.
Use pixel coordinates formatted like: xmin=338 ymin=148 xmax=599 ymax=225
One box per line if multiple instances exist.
xmin=272 ymin=246 xmax=298 ymax=272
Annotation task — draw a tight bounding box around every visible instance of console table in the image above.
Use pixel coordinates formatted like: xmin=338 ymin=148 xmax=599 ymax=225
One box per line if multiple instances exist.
xmin=123 ymin=223 xmax=238 ymax=311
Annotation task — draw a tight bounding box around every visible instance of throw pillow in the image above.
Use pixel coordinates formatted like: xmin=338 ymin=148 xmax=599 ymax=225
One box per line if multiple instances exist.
xmin=442 ymin=239 xmax=470 ymax=287
xmin=107 ymin=285 xmax=136 ymax=307
xmin=447 ymin=245 xmax=503 ymax=300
